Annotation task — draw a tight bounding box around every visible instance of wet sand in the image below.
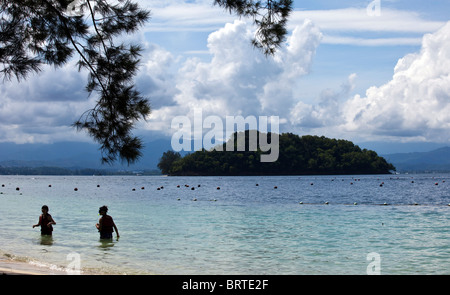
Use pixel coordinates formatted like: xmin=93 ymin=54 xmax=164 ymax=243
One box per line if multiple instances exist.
xmin=0 ymin=257 xmax=71 ymax=275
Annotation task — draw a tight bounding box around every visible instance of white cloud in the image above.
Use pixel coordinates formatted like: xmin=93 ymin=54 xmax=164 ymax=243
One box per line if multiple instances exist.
xmin=290 ymin=8 xmax=444 ymax=33
xmin=143 ymin=1 xmax=235 ymax=32
xmin=289 ymin=73 xmax=356 ymax=129
xmin=289 ymin=8 xmax=446 ymax=46
xmin=144 ymin=19 xmax=323 ymax=135
xmin=289 ymin=21 xmax=450 ymax=143
xmin=342 ymin=21 xmax=450 ymax=142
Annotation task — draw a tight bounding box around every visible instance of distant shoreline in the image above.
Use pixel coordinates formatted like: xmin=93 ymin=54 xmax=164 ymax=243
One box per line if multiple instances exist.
xmin=2 ymin=169 xmax=450 ymax=176
xmin=0 ymin=166 xmax=161 ymax=176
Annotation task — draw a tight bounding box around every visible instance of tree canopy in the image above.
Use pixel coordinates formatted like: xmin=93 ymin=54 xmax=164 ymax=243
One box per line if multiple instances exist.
xmin=1 ymin=0 xmax=293 ymax=164
xmin=1 ymin=0 xmax=151 ymax=165
xmin=159 ymin=131 xmax=396 ymax=176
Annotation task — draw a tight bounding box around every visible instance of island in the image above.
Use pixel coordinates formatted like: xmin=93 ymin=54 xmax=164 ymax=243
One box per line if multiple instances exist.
xmin=158 ymin=131 xmax=396 ymax=176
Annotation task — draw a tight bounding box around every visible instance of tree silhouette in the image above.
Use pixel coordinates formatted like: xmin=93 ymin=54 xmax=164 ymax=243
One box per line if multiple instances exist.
xmin=1 ymin=0 xmax=293 ymax=164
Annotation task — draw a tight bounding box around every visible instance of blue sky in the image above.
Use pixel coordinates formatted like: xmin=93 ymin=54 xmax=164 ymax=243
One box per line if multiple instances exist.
xmin=1 ymin=0 xmax=450 ymax=154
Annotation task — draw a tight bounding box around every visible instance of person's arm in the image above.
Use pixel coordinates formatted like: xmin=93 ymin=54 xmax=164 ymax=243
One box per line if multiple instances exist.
xmin=96 ymin=217 xmax=102 ymax=231
xmin=47 ymin=215 xmax=56 ymax=227
xmin=32 ymin=215 xmax=42 ymax=228
xmin=113 ymin=222 xmax=119 ymax=238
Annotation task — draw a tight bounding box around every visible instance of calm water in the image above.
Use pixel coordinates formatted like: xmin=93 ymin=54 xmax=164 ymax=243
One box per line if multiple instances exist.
xmin=0 ymin=174 xmax=449 ymax=274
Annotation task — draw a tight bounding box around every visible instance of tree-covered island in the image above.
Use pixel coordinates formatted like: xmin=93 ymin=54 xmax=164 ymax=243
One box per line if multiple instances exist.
xmin=158 ymin=131 xmax=396 ymax=176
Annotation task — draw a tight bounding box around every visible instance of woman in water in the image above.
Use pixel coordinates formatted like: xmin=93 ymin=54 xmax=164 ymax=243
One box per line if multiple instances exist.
xmin=32 ymin=205 xmax=56 ymax=235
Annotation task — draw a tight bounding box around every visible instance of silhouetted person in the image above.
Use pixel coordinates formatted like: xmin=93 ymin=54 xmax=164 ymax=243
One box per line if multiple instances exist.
xmin=33 ymin=205 xmax=56 ymax=235
xmin=96 ymin=205 xmax=119 ymax=240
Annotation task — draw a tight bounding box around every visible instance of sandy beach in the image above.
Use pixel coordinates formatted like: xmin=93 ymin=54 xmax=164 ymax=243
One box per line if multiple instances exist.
xmin=0 ymin=258 xmax=70 ymax=275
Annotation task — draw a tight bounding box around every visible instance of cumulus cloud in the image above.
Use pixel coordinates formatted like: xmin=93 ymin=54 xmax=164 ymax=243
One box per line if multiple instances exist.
xmin=289 ymin=21 xmax=450 ymax=143
xmin=289 ymin=73 xmax=356 ymax=129
xmin=145 ymin=19 xmax=323 ymax=136
xmin=341 ymin=21 xmax=450 ymax=142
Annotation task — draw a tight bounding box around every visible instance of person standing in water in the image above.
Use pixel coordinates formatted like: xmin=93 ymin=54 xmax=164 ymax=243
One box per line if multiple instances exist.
xmin=32 ymin=205 xmax=56 ymax=235
xmin=96 ymin=205 xmax=119 ymax=240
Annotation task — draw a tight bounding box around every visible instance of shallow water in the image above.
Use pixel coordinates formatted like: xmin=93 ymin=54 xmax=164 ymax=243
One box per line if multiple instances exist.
xmin=0 ymin=174 xmax=449 ymax=274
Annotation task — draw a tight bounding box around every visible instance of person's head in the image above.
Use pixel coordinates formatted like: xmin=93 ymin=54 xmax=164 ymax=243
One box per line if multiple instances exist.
xmin=99 ymin=205 xmax=108 ymax=215
xmin=41 ymin=205 xmax=49 ymax=214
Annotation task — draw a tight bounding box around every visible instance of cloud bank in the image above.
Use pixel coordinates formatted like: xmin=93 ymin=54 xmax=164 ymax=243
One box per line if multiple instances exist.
xmin=1 ymin=11 xmax=450 ymax=147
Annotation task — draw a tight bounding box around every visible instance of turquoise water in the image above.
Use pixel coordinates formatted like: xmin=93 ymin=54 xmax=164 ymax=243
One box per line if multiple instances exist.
xmin=0 ymin=174 xmax=449 ymax=274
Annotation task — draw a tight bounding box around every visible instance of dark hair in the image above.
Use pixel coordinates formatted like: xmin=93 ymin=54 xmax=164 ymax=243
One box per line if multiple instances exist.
xmin=99 ymin=205 xmax=108 ymax=214
xmin=42 ymin=205 xmax=49 ymax=211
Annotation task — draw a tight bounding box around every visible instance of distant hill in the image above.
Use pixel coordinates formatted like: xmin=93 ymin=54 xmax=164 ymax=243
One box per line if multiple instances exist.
xmin=161 ymin=131 xmax=396 ymax=176
xmin=0 ymin=139 xmax=173 ymax=171
xmin=383 ymin=147 xmax=450 ymax=172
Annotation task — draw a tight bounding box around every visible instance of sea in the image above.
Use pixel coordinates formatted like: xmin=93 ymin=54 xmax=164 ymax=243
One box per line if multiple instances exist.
xmin=0 ymin=174 xmax=449 ymax=275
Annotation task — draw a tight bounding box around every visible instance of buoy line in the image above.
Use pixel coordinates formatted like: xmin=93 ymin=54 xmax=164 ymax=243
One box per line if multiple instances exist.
xmin=297 ymin=202 xmax=450 ymax=207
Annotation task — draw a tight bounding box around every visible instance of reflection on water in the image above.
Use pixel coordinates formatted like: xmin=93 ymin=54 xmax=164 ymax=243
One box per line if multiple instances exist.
xmin=39 ymin=235 xmax=53 ymax=246
xmin=97 ymin=239 xmax=116 ymax=250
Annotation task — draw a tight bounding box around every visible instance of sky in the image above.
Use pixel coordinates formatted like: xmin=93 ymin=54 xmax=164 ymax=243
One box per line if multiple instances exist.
xmin=1 ymin=0 xmax=450 ymax=154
